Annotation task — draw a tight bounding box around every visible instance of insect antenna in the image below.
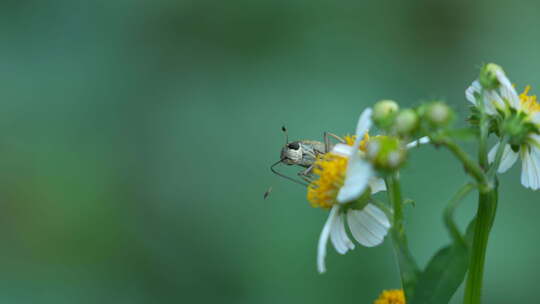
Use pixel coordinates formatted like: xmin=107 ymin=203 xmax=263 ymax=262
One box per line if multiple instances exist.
xmin=270 ymin=160 xmax=309 ymax=187
xmin=281 ymin=125 xmax=288 ymax=144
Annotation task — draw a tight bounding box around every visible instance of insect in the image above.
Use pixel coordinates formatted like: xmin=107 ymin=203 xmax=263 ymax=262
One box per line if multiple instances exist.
xmin=267 ymin=126 xmax=345 ymax=196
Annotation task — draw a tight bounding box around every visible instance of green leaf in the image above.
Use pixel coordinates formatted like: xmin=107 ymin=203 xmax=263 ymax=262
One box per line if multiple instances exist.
xmin=392 ymin=236 xmax=420 ymax=299
xmin=410 ymin=242 xmax=469 ymax=304
xmin=410 ymin=217 xmax=476 ymax=304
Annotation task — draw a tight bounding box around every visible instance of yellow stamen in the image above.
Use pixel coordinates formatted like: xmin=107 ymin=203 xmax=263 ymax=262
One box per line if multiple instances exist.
xmin=307 ymin=153 xmax=347 ymax=209
xmin=519 ymin=85 xmax=540 ymax=114
xmin=373 ymin=289 xmax=405 ymax=304
xmin=344 ymin=133 xmax=370 ymax=151
xmin=307 ymin=133 xmax=370 ymax=209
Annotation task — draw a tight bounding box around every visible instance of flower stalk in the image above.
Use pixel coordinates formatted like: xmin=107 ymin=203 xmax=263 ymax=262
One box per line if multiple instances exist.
xmin=386 ymin=173 xmax=419 ymax=301
xmin=463 ymin=188 xmax=498 ymax=304
xmin=437 ymin=137 xmax=490 ymax=191
xmin=464 ymin=88 xmax=500 ymax=304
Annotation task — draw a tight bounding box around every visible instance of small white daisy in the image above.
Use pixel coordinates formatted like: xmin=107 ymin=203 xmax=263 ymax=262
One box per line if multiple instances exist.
xmin=307 ymin=108 xmax=391 ymax=273
xmin=466 ymin=69 xmax=540 ymax=190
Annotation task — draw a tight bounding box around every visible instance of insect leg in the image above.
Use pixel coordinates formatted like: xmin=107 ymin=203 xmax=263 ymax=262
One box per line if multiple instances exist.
xmin=324 ymin=132 xmax=345 ymax=153
xmin=297 ymin=165 xmax=315 ymax=184
xmin=270 ymin=160 xmax=309 ymax=187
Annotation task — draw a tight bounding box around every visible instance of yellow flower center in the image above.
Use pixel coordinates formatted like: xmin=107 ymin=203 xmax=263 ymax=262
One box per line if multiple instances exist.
xmin=519 ymin=85 xmax=540 ymax=114
xmin=373 ymin=289 xmax=405 ymax=304
xmin=307 ymin=153 xmax=347 ymax=209
xmin=307 ymin=134 xmax=369 ymax=209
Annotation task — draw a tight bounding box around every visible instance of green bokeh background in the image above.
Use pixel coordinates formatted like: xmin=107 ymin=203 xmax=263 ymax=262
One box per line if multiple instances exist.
xmin=1 ymin=1 xmax=539 ymax=303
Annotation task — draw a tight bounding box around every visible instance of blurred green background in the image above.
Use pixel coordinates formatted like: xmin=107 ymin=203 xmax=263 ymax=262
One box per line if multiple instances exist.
xmin=1 ymin=1 xmax=539 ymax=303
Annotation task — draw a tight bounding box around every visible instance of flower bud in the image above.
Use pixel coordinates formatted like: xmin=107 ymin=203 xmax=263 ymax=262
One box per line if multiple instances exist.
xmin=479 ymin=63 xmax=503 ymax=90
xmin=425 ymin=102 xmax=453 ymax=127
xmin=373 ymin=100 xmax=399 ymax=129
xmin=394 ymin=109 xmax=419 ymax=135
xmin=366 ymin=136 xmax=406 ymax=170
xmin=503 ymin=114 xmax=537 ymax=147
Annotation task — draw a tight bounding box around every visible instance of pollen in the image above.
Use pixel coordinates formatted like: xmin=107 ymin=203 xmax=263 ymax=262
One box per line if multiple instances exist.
xmin=307 ymin=133 xmax=370 ymax=208
xmin=373 ymin=289 xmax=405 ymax=304
xmin=307 ymin=153 xmax=347 ymax=209
xmin=519 ymin=85 xmax=540 ymax=114
xmin=344 ymin=133 xmax=370 ymax=151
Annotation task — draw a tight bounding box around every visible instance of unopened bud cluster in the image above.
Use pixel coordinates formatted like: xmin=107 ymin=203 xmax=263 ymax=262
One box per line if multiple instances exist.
xmin=373 ymin=99 xmax=453 ymax=137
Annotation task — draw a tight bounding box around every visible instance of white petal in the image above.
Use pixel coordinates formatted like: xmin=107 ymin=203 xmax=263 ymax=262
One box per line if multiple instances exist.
xmin=347 ymin=204 xmax=390 ymax=247
xmin=496 ymin=70 xmax=521 ymax=110
xmin=330 ymin=213 xmax=355 ymax=255
xmin=363 ymin=204 xmax=391 ymax=229
xmin=529 ymin=134 xmax=540 ymax=147
xmin=531 ymin=148 xmax=540 ymax=190
xmin=487 ymin=143 xmax=518 ymax=173
xmin=521 ymin=148 xmax=531 ymax=188
xmin=354 ymin=108 xmax=373 ymax=140
xmin=331 ymin=143 xmax=354 ymax=157
xmin=487 ymin=143 xmax=498 ymax=164
xmin=347 ymin=211 xmax=379 ymax=247
xmin=466 ymin=80 xmax=498 ymax=115
xmin=465 ymin=81 xmax=481 ymax=105
xmin=317 ymin=205 xmax=340 ymax=274
xmin=368 ymin=177 xmax=386 ymax=194
xmin=483 ymin=90 xmax=502 ymax=115
xmin=337 ymin=157 xmax=373 ymax=203
xmin=406 ymin=136 xmax=430 ymax=149
xmin=521 ymin=147 xmax=540 ymax=190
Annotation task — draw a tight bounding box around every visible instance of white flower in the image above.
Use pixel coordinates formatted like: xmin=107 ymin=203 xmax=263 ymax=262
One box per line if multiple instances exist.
xmin=465 ymin=69 xmax=520 ymax=116
xmin=488 ymin=135 xmax=540 ymax=190
xmin=467 ymin=67 xmax=540 ymax=190
xmin=310 ymin=108 xmax=391 ymax=273
xmin=313 ymin=109 xmax=429 ymax=273
xmin=317 ymin=202 xmax=390 ymax=273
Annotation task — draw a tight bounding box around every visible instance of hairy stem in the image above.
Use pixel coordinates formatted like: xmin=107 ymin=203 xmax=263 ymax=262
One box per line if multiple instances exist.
xmin=464 ymin=89 xmax=498 ymax=304
xmin=386 ymin=173 xmax=419 ymax=301
xmin=463 ymin=189 xmax=497 ymax=304
xmin=439 ymin=139 xmax=489 ymax=190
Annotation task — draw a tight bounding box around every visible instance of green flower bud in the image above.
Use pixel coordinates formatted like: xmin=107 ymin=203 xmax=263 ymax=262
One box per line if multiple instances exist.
xmin=503 ymin=113 xmax=537 ymax=147
xmin=394 ymin=109 xmax=419 ymax=135
xmin=373 ymin=100 xmax=399 ymax=129
xmin=425 ymin=102 xmax=453 ymax=127
xmin=366 ymin=136 xmax=406 ymax=170
xmin=479 ymin=63 xmax=503 ymax=90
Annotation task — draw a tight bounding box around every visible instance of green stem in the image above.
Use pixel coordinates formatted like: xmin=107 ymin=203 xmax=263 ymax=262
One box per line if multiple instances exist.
xmin=463 ymin=189 xmax=498 ymax=304
xmin=386 ymin=173 xmax=419 ymax=301
xmin=478 ymin=92 xmax=489 ymax=169
xmin=439 ymin=138 xmax=489 ymax=190
xmin=464 ymin=89 xmax=498 ymax=304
